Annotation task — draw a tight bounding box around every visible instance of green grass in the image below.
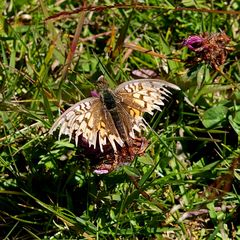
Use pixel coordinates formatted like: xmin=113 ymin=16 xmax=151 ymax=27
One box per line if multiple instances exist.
xmin=0 ymin=0 xmax=240 ymax=239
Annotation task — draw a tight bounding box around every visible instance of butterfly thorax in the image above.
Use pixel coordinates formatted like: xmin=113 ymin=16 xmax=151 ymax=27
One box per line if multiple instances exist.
xmin=100 ymin=89 xmax=129 ymax=143
xmin=101 ymin=89 xmax=117 ymax=110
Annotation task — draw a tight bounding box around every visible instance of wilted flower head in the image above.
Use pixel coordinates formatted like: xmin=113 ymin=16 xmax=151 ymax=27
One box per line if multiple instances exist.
xmin=182 ymin=32 xmax=232 ymax=70
xmin=93 ymin=137 xmax=149 ymax=174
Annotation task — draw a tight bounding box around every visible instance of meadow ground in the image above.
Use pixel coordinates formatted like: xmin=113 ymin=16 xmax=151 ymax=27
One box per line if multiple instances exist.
xmin=0 ymin=1 xmax=240 ymax=239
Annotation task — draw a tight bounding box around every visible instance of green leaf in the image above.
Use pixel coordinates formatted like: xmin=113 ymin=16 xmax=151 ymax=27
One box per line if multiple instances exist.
xmin=233 ymin=110 xmax=240 ymax=125
xmin=123 ymin=165 xmax=140 ymax=177
xmin=229 ymin=112 xmax=240 ymax=135
xmin=202 ymin=105 xmax=228 ymax=128
xmin=54 ymin=140 xmax=75 ymax=148
xmin=137 ymin=154 xmax=154 ymax=165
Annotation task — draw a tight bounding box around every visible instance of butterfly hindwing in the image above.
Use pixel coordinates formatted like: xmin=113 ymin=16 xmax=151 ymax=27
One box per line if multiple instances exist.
xmin=96 ymin=105 xmax=124 ymax=152
xmin=115 ymin=101 xmax=146 ymax=139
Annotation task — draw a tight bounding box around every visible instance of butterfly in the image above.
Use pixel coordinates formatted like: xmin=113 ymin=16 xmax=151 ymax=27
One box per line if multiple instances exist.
xmin=50 ymin=78 xmax=180 ymax=153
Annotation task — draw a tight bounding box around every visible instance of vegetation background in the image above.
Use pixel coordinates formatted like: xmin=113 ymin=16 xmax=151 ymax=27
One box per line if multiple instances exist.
xmin=0 ymin=0 xmax=240 ymax=239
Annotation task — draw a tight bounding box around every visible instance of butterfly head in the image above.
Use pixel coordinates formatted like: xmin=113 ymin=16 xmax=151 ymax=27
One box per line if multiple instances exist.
xmin=90 ymin=76 xmax=109 ymax=97
xmin=96 ymin=75 xmax=109 ymax=91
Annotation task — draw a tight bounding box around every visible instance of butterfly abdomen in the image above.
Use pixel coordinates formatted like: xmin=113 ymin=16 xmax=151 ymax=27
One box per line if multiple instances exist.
xmin=101 ymin=89 xmax=128 ymax=142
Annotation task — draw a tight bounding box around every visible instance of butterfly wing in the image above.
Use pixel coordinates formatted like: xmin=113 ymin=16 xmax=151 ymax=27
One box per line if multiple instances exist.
xmin=114 ymin=79 xmax=180 ymax=135
xmin=115 ymin=78 xmax=180 ymax=115
xmin=114 ymin=101 xmax=146 ymax=140
xmin=50 ymin=97 xmax=124 ymax=152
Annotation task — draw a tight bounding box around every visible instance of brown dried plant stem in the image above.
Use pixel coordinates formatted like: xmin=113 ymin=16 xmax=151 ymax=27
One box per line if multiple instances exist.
xmin=128 ymin=175 xmax=165 ymax=210
xmin=58 ymin=1 xmax=87 ymax=97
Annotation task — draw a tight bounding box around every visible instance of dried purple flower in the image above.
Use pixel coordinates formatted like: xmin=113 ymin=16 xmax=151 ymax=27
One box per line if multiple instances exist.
xmin=183 ymin=32 xmax=232 ymax=70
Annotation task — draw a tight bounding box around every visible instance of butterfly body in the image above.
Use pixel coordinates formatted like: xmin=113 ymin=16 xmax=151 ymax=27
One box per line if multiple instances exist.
xmin=101 ymin=89 xmax=130 ymax=144
xmin=50 ymin=79 xmax=180 ymax=153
